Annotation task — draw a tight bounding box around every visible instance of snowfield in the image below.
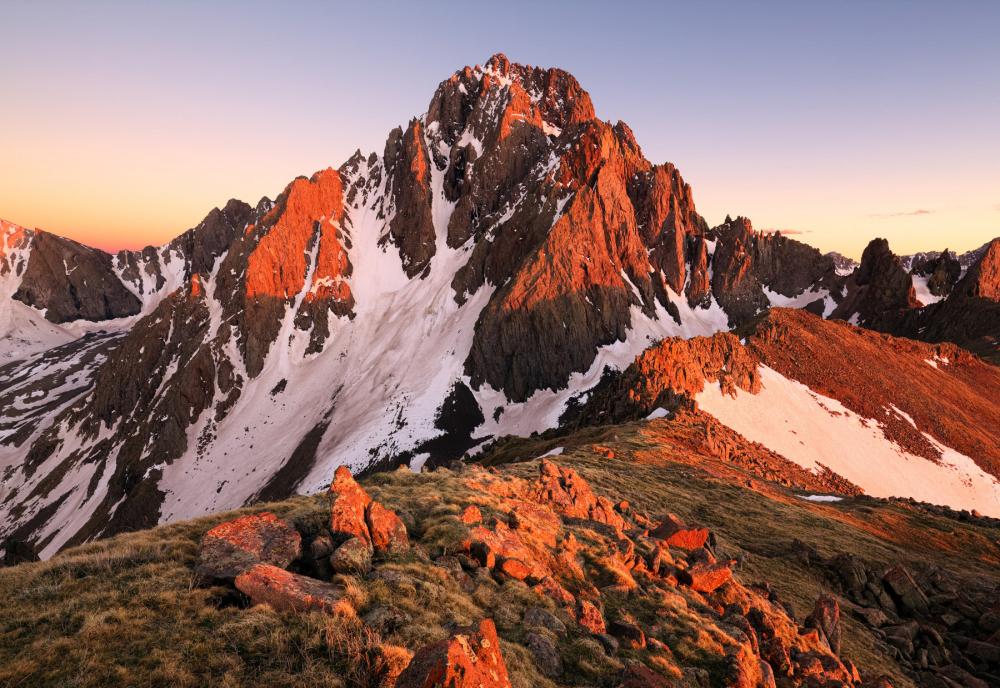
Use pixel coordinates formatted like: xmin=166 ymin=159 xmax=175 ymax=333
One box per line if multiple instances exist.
xmin=696 ymin=366 xmax=1000 ymax=517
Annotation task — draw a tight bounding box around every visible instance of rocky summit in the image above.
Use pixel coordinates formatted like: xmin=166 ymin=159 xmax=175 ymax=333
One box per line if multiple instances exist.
xmin=0 ymin=52 xmax=998 ymax=688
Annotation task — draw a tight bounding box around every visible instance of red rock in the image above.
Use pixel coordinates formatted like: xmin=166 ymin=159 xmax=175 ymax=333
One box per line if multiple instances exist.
xmin=394 ymin=619 xmax=511 ymax=688
xmin=366 ymin=501 xmax=409 ymax=554
xmin=617 ymin=663 xmax=673 ymax=688
xmin=235 ymin=563 xmax=350 ymax=615
xmin=497 ymin=557 xmax=532 ymax=581
xmin=576 ymin=599 xmax=606 ymax=635
xmin=196 ymin=512 xmax=301 ymax=581
xmin=533 ymin=576 xmax=576 ymax=612
xmin=467 ymin=522 xmax=549 ymax=577
xmin=680 ymin=561 xmax=733 ymax=593
xmin=650 ymin=513 xmax=710 ymax=550
xmin=460 ymin=505 xmax=482 ymax=524
xmin=330 ymin=466 xmax=372 ymax=544
xmin=805 ymin=593 xmax=842 ymax=655
xmin=530 ymin=460 xmax=627 ymax=530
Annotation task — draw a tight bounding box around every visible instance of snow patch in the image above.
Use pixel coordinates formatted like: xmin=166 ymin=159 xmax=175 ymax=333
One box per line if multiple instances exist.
xmin=696 ymin=366 xmax=1000 ymax=517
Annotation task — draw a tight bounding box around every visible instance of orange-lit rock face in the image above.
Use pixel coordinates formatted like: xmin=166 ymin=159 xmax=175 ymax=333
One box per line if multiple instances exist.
xmin=245 ymin=168 xmax=350 ymax=303
xmin=966 ymin=238 xmax=1000 ymax=300
xmin=235 ymin=563 xmax=350 ymax=615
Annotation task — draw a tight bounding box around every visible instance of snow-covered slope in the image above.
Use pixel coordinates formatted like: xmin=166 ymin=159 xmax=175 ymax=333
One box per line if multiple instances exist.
xmin=697 ymin=366 xmax=1000 ymax=517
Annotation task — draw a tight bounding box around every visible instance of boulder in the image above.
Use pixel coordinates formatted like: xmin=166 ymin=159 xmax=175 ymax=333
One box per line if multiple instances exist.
xmin=525 ymin=631 xmax=562 ymax=677
xmin=608 ymin=619 xmax=646 ymax=649
xmin=882 ymin=565 xmax=929 ymax=616
xmin=235 ymin=563 xmax=350 ymax=615
xmin=196 ymin=512 xmax=302 ymax=581
xmin=394 ymin=619 xmax=511 ymax=688
xmin=679 ymin=561 xmax=733 ymax=593
xmin=330 ymin=466 xmax=372 ymax=544
xmin=576 ymin=599 xmax=606 ymax=635
xmin=366 ymin=501 xmax=409 ymax=554
xmin=330 ymin=537 xmax=374 ymax=575
xmin=805 ymin=593 xmax=842 ymax=655
xmin=523 ymin=607 xmax=566 ymax=634
xmin=650 ymin=513 xmax=710 ymax=550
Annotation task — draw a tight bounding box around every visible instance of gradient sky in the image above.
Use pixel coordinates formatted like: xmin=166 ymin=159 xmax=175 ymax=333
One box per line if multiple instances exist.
xmin=2 ymin=1 xmax=998 ymax=258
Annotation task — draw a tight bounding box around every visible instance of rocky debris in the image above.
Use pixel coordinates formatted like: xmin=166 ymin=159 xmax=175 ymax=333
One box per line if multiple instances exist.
xmin=394 ymin=619 xmax=511 ymax=688
xmin=329 ymin=467 xmax=409 ymax=548
xmin=806 ymin=594 xmax=843 ymax=655
xmin=650 ymin=513 xmax=710 ymax=550
xmin=235 ymin=563 xmax=350 ymax=615
xmin=800 ymin=547 xmax=1000 ymax=686
xmin=195 ymin=512 xmax=301 ymax=581
xmin=530 ymin=459 xmax=628 ymax=530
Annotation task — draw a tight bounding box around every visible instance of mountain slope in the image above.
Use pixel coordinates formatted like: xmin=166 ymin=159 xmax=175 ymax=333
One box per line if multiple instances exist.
xmin=0 ymin=55 xmax=850 ymax=556
xmin=1 ymin=55 xmax=997 ymax=559
xmin=573 ymin=308 xmax=1000 ymax=517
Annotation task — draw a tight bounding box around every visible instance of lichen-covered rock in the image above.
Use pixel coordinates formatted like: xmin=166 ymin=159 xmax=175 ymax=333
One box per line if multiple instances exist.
xmin=394 ymin=618 xmax=511 ymax=688
xmin=330 ymin=536 xmax=373 ymax=575
xmin=235 ymin=563 xmax=350 ymax=615
xmin=330 ymin=466 xmax=373 ymax=544
xmin=196 ymin=512 xmax=301 ymax=581
xmin=366 ymin=501 xmax=409 ymax=554
xmin=650 ymin=513 xmax=710 ymax=550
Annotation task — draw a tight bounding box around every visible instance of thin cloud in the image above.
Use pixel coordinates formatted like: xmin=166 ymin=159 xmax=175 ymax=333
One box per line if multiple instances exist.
xmin=869 ymin=209 xmax=934 ymax=218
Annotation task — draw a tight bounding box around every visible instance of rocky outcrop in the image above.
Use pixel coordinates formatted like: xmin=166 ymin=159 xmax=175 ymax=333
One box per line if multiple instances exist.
xmin=13 ymin=231 xmax=141 ymax=322
xmin=831 ymin=238 xmax=918 ymax=328
xmin=384 ymin=120 xmax=435 ymax=277
xmin=570 ymin=331 xmax=760 ymax=425
xmin=329 ymin=467 xmax=408 ymax=558
xmin=395 ymin=619 xmax=511 ymax=688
